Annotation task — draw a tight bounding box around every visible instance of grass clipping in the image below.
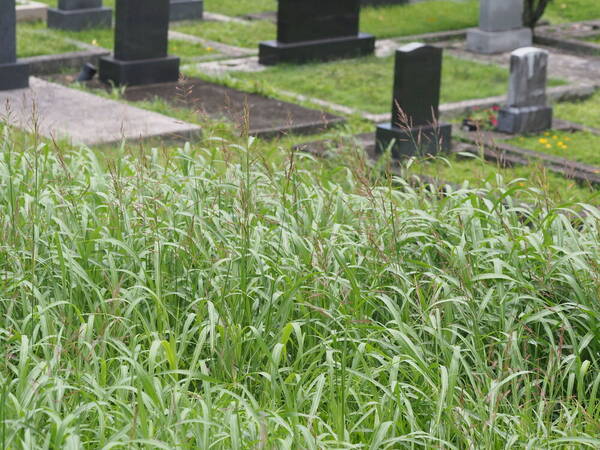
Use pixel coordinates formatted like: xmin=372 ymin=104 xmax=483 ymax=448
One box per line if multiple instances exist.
xmin=1 ymin=129 xmax=600 ymax=448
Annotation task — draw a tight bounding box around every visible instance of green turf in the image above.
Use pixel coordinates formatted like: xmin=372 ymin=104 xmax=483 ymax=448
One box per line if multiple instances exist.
xmin=361 ymin=0 xmax=479 ymax=38
xmin=544 ymin=0 xmax=600 ymax=23
xmin=555 ymin=91 xmax=600 ymax=129
xmin=173 ymin=19 xmax=275 ymax=49
xmin=16 ymin=21 xmax=80 ymax=57
xmin=506 ymin=129 xmax=600 ymax=167
xmin=16 ymin=22 xmax=214 ymax=62
xmin=231 ymin=54 xmax=564 ymax=114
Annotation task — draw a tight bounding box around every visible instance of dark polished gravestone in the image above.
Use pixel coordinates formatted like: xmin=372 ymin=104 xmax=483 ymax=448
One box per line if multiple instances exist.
xmin=259 ymin=0 xmax=375 ymax=65
xmin=170 ymin=0 xmax=203 ymax=22
xmin=375 ymin=43 xmax=452 ymax=158
xmin=0 ymin=0 xmax=29 ymax=91
xmin=497 ymin=47 xmax=553 ymax=134
xmin=47 ymin=0 xmax=112 ymax=31
xmin=99 ymin=0 xmax=180 ymax=87
xmin=120 ymin=78 xmax=345 ymax=138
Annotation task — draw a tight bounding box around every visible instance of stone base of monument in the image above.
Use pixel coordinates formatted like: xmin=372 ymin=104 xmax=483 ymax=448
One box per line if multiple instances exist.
xmin=496 ymin=105 xmax=553 ymax=134
xmin=47 ymin=7 xmax=112 ymax=31
xmin=375 ymin=122 xmax=452 ymax=158
xmin=259 ymin=33 xmax=375 ymax=65
xmin=0 ymin=61 xmax=30 ymax=91
xmin=99 ymin=56 xmax=180 ymax=87
xmin=170 ymin=0 xmax=203 ymax=21
xmin=466 ymin=28 xmax=532 ymax=54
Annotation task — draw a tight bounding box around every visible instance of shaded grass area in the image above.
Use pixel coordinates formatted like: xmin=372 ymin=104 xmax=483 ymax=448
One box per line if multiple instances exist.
xmin=361 ymin=0 xmax=479 ymax=38
xmin=204 ymin=0 xmax=276 ymax=16
xmin=173 ymin=19 xmax=275 ymax=49
xmin=16 ymin=22 xmax=215 ymax=62
xmin=1 ymin=121 xmax=600 ymax=448
xmin=543 ymin=0 xmax=600 ymax=23
xmin=555 ymin=91 xmax=600 ymax=129
xmin=232 ymin=54 xmax=563 ymax=114
xmin=506 ymin=129 xmax=600 ymax=167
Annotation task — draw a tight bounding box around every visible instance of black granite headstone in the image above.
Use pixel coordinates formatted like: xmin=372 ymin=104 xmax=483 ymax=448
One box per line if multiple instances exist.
xmin=0 ymin=0 xmax=29 ymax=91
xmin=375 ymin=43 xmax=451 ymax=158
xmin=259 ymin=0 xmax=375 ymax=65
xmin=99 ymin=0 xmax=180 ymax=87
xmin=170 ymin=0 xmax=203 ymax=21
xmin=48 ymin=0 xmax=112 ymax=31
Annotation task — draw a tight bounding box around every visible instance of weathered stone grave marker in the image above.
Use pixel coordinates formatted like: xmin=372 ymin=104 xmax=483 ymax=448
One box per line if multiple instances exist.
xmin=48 ymin=0 xmax=112 ymax=31
xmin=375 ymin=43 xmax=451 ymax=157
xmin=467 ymin=0 xmax=532 ymax=54
xmin=259 ymin=0 xmax=375 ymax=65
xmin=497 ymin=47 xmax=553 ymax=134
xmin=170 ymin=0 xmax=203 ymax=21
xmin=99 ymin=0 xmax=180 ymax=86
xmin=0 ymin=0 xmax=29 ymax=91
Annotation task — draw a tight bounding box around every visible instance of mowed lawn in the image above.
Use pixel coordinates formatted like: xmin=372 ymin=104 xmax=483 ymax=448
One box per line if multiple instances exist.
xmin=232 ymin=54 xmax=564 ymax=113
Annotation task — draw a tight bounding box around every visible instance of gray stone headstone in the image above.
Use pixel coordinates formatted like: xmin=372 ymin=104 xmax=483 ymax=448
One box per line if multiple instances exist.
xmin=0 ymin=0 xmax=17 ymax=64
xmin=479 ymin=0 xmax=523 ymax=32
xmin=497 ymin=47 xmax=553 ymax=134
xmin=0 ymin=0 xmax=29 ymax=91
xmin=467 ymin=0 xmax=532 ymax=54
xmin=375 ymin=43 xmax=452 ymax=158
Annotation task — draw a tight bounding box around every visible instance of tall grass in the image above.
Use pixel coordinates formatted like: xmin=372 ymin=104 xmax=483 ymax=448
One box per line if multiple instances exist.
xmin=0 ymin=126 xmax=600 ymax=448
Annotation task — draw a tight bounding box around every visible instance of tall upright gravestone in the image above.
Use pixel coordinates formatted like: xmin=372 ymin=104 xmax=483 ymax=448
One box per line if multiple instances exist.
xmin=170 ymin=0 xmax=203 ymax=21
xmin=48 ymin=0 xmax=112 ymax=31
xmin=497 ymin=47 xmax=553 ymax=134
xmin=467 ymin=0 xmax=532 ymax=54
xmin=259 ymin=0 xmax=375 ymax=65
xmin=375 ymin=43 xmax=451 ymax=158
xmin=0 ymin=0 xmax=29 ymax=91
xmin=99 ymin=0 xmax=180 ymax=87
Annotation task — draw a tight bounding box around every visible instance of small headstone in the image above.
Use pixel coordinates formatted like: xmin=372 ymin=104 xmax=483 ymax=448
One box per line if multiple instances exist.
xmin=0 ymin=0 xmax=29 ymax=91
xmin=467 ymin=0 xmax=532 ymax=54
xmin=259 ymin=0 xmax=375 ymax=65
xmin=497 ymin=47 xmax=553 ymax=134
xmin=375 ymin=43 xmax=452 ymax=158
xmin=170 ymin=0 xmax=203 ymax=22
xmin=47 ymin=0 xmax=112 ymax=31
xmin=99 ymin=0 xmax=180 ymax=87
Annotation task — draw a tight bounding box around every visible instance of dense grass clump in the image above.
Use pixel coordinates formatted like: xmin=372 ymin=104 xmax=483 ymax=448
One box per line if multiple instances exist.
xmin=1 ymin=129 xmax=600 ymax=448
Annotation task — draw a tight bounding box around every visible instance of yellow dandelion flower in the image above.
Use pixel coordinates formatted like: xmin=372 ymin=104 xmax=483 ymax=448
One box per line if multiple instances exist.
xmin=206 ymin=47 xmax=213 ymax=52
xmin=539 ymin=138 xmax=548 ymax=144
xmin=545 ymin=144 xmax=552 ymax=149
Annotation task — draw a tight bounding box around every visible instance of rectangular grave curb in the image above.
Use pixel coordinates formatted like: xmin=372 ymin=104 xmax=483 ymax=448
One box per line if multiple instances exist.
xmin=292 ymin=132 xmax=593 ymax=220
xmin=534 ymin=33 xmax=600 ymax=56
xmin=455 ymin=121 xmax=600 ymax=186
xmin=16 ymin=1 xmax=47 ymax=22
xmin=23 ymin=48 xmax=110 ymax=76
xmin=119 ymin=77 xmax=346 ymax=139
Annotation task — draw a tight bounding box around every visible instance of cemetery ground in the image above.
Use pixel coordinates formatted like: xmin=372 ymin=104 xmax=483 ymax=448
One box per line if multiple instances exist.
xmin=5 ymin=1 xmax=600 ymax=448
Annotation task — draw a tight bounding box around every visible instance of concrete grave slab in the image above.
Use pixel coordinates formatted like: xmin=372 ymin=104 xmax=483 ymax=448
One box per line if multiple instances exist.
xmin=16 ymin=1 xmax=48 ymax=22
xmin=0 ymin=77 xmax=201 ymax=146
xmin=120 ymin=77 xmax=345 ymax=138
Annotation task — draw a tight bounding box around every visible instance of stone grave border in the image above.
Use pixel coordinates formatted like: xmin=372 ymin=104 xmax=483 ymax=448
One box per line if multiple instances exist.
xmin=534 ymin=20 xmax=600 ymax=56
xmin=456 ymin=119 xmax=600 ymax=186
xmin=16 ymin=0 xmax=47 ymax=22
xmin=290 ymin=132 xmax=591 ymax=221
